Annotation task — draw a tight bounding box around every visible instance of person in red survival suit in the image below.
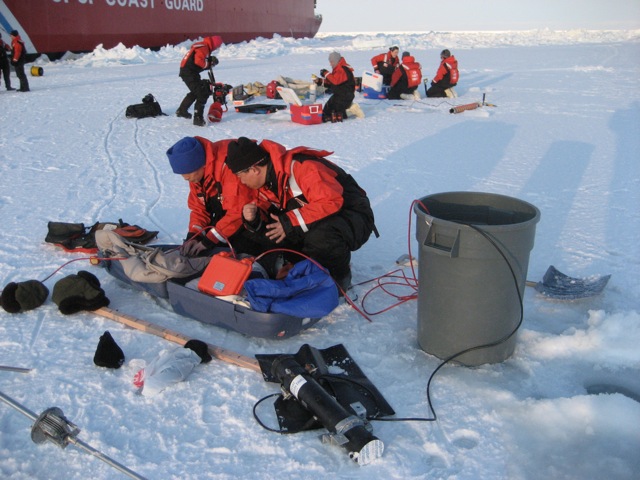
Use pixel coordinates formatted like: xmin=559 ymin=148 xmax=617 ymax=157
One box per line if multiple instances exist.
xmin=9 ymin=30 xmax=28 ymax=92
xmin=370 ymin=46 xmax=400 ymax=85
xmin=166 ymin=136 xmax=257 ymax=257
xmin=177 ymin=36 xmax=223 ymax=126
xmin=224 ymin=137 xmax=377 ymax=291
xmin=0 ymin=37 xmax=15 ymax=91
xmin=426 ymin=49 xmax=459 ymax=98
xmin=387 ymin=51 xmax=423 ymax=100
xmin=315 ymin=51 xmax=357 ymax=123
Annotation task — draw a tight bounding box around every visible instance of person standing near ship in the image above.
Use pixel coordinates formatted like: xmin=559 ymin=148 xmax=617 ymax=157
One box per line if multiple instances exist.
xmin=9 ymin=30 xmax=28 ymax=92
xmin=0 ymin=37 xmax=14 ymax=91
xmin=177 ymin=35 xmax=223 ymax=126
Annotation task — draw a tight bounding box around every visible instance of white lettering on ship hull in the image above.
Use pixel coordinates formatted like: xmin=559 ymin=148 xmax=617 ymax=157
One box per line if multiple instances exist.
xmin=52 ymin=1 xmax=156 ymax=7
xmin=51 ymin=0 xmax=204 ymax=12
xmin=105 ymin=0 xmax=156 ymax=8
xmin=165 ymin=0 xmax=204 ymax=11
xmin=52 ymin=0 xmax=98 ymax=4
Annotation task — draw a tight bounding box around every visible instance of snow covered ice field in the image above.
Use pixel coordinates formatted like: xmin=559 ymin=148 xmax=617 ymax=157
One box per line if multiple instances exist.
xmin=1 ymin=30 xmax=639 ymax=479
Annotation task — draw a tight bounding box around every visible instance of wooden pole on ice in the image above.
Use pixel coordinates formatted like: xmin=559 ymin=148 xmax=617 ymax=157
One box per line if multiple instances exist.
xmin=93 ymin=307 xmax=261 ymax=373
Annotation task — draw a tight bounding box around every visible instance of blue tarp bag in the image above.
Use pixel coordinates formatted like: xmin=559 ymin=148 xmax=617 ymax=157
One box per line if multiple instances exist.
xmin=244 ymin=260 xmax=338 ymax=318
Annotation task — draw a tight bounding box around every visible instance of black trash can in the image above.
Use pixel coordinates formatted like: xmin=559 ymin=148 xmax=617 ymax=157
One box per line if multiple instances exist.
xmin=414 ymin=192 xmax=540 ymax=366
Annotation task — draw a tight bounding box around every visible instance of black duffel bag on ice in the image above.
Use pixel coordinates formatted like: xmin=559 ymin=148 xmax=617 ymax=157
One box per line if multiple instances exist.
xmin=125 ymin=93 xmax=166 ymax=119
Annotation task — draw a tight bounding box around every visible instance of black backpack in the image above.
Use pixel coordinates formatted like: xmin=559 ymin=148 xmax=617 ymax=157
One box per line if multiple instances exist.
xmin=125 ymin=93 xmax=165 ymax=119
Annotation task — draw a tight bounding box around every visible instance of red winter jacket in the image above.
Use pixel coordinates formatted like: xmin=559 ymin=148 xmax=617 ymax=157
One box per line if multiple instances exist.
xmin=433 ymin=55 xmax=459 ymax=86
xmin=254 ymin=140 xmax=344 ymax=232
xmin=371 ymin=51 xmax=399 ymax=73
xmin=324 ymin=57 xmax=355 ymax=88
xmin=180 ymin=35 xmax=222 ymax=73
xmin=10 ymin=34 xmax=25 ymax=64
xmin=186 ymin=137 xmax=256 ymax=244
xmin=390 ymin=56 xmax=422 ymax=88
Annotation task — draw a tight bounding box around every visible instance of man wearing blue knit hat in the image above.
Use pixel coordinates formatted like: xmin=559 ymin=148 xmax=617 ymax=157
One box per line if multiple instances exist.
xmin=166 ymin=136 xmax=256 ymax=256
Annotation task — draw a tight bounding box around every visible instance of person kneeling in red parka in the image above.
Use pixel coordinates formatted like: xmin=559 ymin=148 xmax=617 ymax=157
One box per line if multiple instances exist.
xmin=225 ymin=137 xmax=378 ymax=292
xmin=370 ymin=46 xmax=400 ymax=85
xmin=388 ymin=51 xmax=423 ymax=100
xmin=426 ymin=49 xmax=459 ymax=98
xmin=315 ymin=51 xmax=357 ymax=122
xmin=166 ymin=136 xmax=257 ymax=257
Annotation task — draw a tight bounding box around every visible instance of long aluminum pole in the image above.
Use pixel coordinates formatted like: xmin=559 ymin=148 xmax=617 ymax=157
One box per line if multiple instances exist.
xmin=0 ymin=365 xmax=32 ymax=374
xmin=0 ymin=389 xmax=38 ymax=420
xmin=0 ymin=390 xmax=147 ymax=480
xmin=67 ymin=437 xmax=148 ymax=480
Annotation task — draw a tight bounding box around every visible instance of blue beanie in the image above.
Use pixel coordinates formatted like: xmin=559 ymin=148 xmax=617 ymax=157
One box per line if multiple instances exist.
xmin=166 ymin=137 xmax=206 ymax=174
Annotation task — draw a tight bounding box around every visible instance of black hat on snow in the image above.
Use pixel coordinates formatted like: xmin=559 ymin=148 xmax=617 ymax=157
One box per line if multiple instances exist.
xmin=52 ymin=270 xmax=110 ymax=315
xmin=1 ymin=280 xmax=49 ymax=313
xmin=93 ymin=331 xmax=125 ymax=369
xmin=184 ymin=339 xmax=212 ymax=363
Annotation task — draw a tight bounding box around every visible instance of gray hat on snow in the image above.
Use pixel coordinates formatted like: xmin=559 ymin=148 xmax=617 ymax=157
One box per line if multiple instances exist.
xmin=441 ymin=49 xmax=451 ymax=58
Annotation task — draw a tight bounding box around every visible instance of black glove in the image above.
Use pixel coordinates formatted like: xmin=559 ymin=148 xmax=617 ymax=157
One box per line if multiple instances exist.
xmin=1 ymin=280 xmax=49 ymax=313
xmin=208 ymin=55 xmax=219 ymax=67
xmin=52 ymin=270 xmax=110 ymax=315
xmin=184 ymin=339 xmax=212 ymax=364
xmin=320 ymin=69 xmax=329 ymax=78
xmin=93 ymin=331 xmax=125 ymax=369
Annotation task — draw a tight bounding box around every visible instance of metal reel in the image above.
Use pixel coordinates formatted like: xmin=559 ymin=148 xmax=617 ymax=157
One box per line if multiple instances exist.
xmin=31 ymin=407 xmax=80 ymax=448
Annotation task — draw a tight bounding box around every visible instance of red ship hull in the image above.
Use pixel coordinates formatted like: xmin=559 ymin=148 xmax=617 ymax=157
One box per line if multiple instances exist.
xmin=0 ymin=0 xmax=322 ymax=54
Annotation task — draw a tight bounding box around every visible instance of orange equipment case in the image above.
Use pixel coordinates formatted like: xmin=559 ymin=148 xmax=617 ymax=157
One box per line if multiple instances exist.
xmin=197 ymin=252 xmax=253 ymax=296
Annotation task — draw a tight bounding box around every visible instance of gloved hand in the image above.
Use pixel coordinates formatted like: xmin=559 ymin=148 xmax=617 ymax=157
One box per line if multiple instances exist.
xmin=1 ymin=279 xmax=49 ymax=313
xmin=52 ymin=270 xmax=110 ymax=315
xmin=208 ymin=55 xmax=219 ymax=67
xmin=320 ymin=69 xmax=329 ymax=78
xmin=180 ymin=237 xmax=208 ymax=257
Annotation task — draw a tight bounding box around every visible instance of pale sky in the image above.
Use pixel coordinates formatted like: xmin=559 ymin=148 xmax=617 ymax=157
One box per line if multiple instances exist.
xmin=317 ymin=0 xmax=640 ymax=32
